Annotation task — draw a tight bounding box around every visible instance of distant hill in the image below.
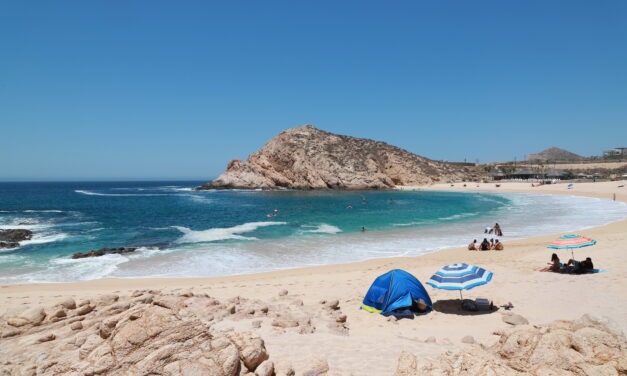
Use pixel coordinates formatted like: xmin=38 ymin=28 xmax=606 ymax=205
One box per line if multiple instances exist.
xmin=527 ymin=147 xmax=583 ymax=161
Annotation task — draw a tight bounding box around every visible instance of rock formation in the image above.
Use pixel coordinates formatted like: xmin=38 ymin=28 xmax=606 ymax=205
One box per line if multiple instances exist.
xmin=395 ymin=313 xmax=627 ymax=375
xmin=198 ymin=125 xmax=484 ymax=190
xmin=71 ymin=247 xmax=138 ymax=259
xmin=0 ymin=229 xmax=33 ymax=249
xmin=0 ymin=290 xmax=348 ymax=375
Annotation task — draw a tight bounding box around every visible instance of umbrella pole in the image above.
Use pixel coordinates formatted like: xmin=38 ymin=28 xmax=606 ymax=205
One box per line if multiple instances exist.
xmin=459 ymin=290 xmax=463 ymax=301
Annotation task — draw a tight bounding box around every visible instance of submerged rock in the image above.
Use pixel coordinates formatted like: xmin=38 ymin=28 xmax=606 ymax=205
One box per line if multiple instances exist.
xmin=197 ymin=125 xmax=484 ymax=190
xmin=71 ymin=247 xmax=138 ymax=259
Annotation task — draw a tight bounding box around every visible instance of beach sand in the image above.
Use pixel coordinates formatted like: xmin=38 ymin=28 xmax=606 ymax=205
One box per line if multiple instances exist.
xmin=1 ymin=181 xmax=626 ymax=375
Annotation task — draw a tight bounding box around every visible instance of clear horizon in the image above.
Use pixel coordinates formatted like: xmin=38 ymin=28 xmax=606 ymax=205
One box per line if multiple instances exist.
xmin=2 ymin=1 xmax=626 ymax=180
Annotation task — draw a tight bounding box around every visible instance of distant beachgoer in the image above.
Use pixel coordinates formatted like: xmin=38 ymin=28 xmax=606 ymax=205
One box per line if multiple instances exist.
xmin=494 ymin=239 xmax=504 ymax=251
xmin=274 ymin=209 xmax=279 ymax=213
xmin=494 ymin=223 xmax=503 ymax=237
xmin=541 ymin=253 xmax=562 ymax=272
xmin=485 ymin=226 xmax=493 ymax=234
xmin=480 ymin=238 xmax=491 ymax=251
xmin=347 ymin=205 xmax=353 ymax=209
xmin=361 ymin=226 xmax=366 ymax=232
xmin=566 ymin=258 xmax=593 ymax=274
xmin=490 ymin=238 xmax=495 ymax=249
xmin=468 ymin=239 xmax=477 ymax=251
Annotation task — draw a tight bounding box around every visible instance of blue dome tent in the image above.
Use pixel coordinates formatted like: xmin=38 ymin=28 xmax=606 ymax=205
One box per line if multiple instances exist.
xmin=361 ymin=269 xmax=432 ymax=315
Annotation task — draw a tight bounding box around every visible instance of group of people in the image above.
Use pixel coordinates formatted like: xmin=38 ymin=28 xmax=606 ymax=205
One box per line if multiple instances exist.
xmin=484 ymin=223 xmax=503 ymax=237
xmin=468 ymin=238 xmax=503 ymax=251
xmin=542 ymin=253 xmax=595 ymax=274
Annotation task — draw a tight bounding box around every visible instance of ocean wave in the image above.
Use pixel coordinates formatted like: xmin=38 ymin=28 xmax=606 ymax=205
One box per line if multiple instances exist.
xmin=20 ymin=233 xmax=68 ymax=247
xmin=75 ymin=190 xmax=167 ymax=197
xmin=187 ymin=195 xmax=213 ymax=204
xmin=174 ymin=221 xmax=287 ymax=243
xmin=393 ymin=221 xmax=428 ymax=227
xmin=22 ymin=210 xmax=64 ymax=213
xmin=437 ymin=213 xmax=477 ymax=221
xmin=301 ymin=224 xmax=342 ymax=234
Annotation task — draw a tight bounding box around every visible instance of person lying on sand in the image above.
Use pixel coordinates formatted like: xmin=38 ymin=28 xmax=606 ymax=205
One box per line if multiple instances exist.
xmin=480 ymin=238 xmax=491 ymax=251
xmin=566 ymin=257 xmax=594 ymax=274
xmin=494 ymin=239 xmax=504 ymax=250
xmin=468 ymin=239 xmax=478 ymax=250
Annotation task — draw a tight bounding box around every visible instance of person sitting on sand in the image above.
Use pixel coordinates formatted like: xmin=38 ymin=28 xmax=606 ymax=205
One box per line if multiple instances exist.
xmin=468 ymin=239 xmax=478 ymax=250
xmin=480 ymin=238 xmax=491 ymax=251
xmin=494 ymin=239 xmax=504 ymax=250
xmin=541 ymin=253 xmax=562 ymax=272
xmin=490 ymin=238 xmax=495 ymax=249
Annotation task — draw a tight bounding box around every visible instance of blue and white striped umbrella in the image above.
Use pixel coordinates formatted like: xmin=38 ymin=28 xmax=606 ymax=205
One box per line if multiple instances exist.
xmin=426 ymin=263 xmax=493 ymax=299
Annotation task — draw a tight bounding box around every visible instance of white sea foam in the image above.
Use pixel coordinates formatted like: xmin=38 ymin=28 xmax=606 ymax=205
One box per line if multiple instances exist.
xmin=174 ymin=221 xmax=287 ymax=243
xmin=22 ymin=210 xmax=64 ymax=213
xmin=75 ymin=190 xmax=166 ymax=197
xmin=20 ymin=233 xmax=68 ymax=247
xmin=187 ymin=195 xmax=213 ymax=204
xmin=301 ymin=224 xmax=342 ymax=234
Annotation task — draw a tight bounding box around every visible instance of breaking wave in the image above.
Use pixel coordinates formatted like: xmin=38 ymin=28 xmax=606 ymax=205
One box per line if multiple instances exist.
xmin=174 ymin=221 xmax=287 ymax=243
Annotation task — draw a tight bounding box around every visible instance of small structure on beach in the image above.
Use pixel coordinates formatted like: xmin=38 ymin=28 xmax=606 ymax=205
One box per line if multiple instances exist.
xmin=361 ymin=269 xmax=432 ymax=315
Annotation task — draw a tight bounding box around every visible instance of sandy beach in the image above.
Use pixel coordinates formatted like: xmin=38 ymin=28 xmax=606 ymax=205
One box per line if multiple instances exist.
xmin=1 ymin=181 xmax=626 ymax=375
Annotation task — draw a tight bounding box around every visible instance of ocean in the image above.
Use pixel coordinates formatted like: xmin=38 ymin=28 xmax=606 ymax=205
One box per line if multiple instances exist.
xmin=1 ymin=181 xmax=626 ymax=284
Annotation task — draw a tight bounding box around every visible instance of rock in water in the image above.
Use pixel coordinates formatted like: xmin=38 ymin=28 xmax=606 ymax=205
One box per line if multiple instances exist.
xmin=197 ymin=125 xmax=483 ymax=190
xmin=0 ymin=229 xmax=33 ymax=248
xmin=72 ymin=247 xmax=138 ymax=259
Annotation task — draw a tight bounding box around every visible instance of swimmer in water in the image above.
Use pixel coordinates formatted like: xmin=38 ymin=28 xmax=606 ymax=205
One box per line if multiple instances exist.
xmin=361 ymin=226 xmax=366 ymax=232
xmin=347 ymin=205 xmax=353 ymax=209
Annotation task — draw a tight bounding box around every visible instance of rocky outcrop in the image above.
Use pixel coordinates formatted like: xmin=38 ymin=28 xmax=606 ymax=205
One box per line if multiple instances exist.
xmin=0 ymin=290 xmax=347 ymax=375
xmin=198 ymin=125 xmax=484 ymax=190
xmin=0 ymin=229 xmax=33 ymax=249
xmin=394 ymin=313 xmax=627 ymax=375
xmin=72 ymin=247 xmax=138 ymax=259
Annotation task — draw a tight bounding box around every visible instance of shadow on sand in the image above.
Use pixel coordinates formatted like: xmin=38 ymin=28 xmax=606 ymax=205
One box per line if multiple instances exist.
xmin=432 ymin=299 xmax=500 ymax=316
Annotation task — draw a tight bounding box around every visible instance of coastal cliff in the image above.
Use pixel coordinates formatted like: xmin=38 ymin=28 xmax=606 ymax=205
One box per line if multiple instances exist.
xmin=198 ymin=125 xmax=483 ymax=190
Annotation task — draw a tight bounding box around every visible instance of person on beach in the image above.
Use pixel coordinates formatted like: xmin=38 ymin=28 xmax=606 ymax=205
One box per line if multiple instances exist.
xmin=480 ymin=238 xmax=491 ymax=251
xmin=494 ymin=223 xmax=503 ymax=237
xmin=566 ymin=257 xmax=594 ymax=274
xmin=490 ymin=238 xmax=495 ymax=249
xmin=468 ymin=239 xmax=478 ymax=250
xmin=494 ymin=239 xmax=504 ymax=250
xmin=484 ymin=226 xmax=493 ymax=234
xmin=541 ymin=253 xmax=562 ymax=272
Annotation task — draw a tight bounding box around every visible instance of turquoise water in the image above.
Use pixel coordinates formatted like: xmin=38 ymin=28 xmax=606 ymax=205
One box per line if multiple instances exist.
xmin=1 ymin=181 xmax=626 ymax=283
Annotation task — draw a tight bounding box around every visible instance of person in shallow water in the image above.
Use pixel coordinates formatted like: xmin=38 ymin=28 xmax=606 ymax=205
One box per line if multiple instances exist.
xmin=361 ymin=226 xmax=366 ymax=232
xmin=494 ymin=223 xmax=503 ymax=236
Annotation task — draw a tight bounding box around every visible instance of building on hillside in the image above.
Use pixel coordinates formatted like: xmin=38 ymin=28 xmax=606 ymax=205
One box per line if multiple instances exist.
xmin=603 ymin=148 xmax=627 ymax=157
xmin=490 ymin=168 xmax=569 ymax=181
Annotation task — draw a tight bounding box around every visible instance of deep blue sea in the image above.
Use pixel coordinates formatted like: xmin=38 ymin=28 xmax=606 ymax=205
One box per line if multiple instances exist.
xmin=1 ymin=181 xmax=626 ymax=284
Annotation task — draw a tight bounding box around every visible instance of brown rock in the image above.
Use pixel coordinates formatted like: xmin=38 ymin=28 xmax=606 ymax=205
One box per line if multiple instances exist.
xmin=255 ymin=360 xmax=274 ymax=376
xmin=502 ymin=312 xmax=529 ymax=326
xmin=298 ymin=357 xmax=329 ymax=376
xmin=96 ymin=294 xmax=119 ymax=306
xmin=461 ymin=335 xmax=475 ymax=344
xmin=197 ymin=125 xmax=484 ymax=190
xmin=227 ymin=331 xmax=269 ymax=371
xmin=70 ymin=321 xmax=83 ymax=330
xmin=278 ymin=289 xmax=288 ymax=296
xmin=37 ymin=333 xmax=55 ymax=343
xmin=252 ymin=320 xmax=262 ymax=329
xmin=20 ymin=307 xmax=46 ymax=325
xmin=1 ymin=328 xmax=22 ymax=338
xmin=7 ymin=318 xmax=29 ymax=327
xmin=59 ymin=298 xmax=76 ymax=310
xmin=272 ymin=318 xmax=299 ymax=328
xmin=76 ymin=305 xmax=95 ymax=316
xmin=275 ymin=360 xmax=295 ymax=376
xmin=325 ymin=300 xmax=339 ymax=310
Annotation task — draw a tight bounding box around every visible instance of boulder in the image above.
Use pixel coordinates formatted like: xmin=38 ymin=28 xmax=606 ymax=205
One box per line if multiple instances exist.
xmin=227 ymin=331 xmax=269 ymax=371
xmin=0 ymin=229 xmax=33 ymax=243
xmin=255 ymin=360 xmax=274 ymax=376
xmin=461 ymin=335 xmax=475 ymax=344
xmin=298 ymin=357 xmax=329 ymax=376
xmin=19 ymin=307 xmax=46 ymax=325
xmin=59 ymin=298 xmax=76 ymax=310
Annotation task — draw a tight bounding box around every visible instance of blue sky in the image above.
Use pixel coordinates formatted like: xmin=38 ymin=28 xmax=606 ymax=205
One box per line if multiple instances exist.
xmin=1 ymin=1 xmax=626 ymax=180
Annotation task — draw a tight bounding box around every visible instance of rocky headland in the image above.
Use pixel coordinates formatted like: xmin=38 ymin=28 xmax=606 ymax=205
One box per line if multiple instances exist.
xmin=197 ymin=125 xmax=484 ymax=190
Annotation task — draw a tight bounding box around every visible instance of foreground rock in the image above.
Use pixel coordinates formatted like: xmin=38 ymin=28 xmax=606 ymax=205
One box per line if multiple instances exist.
xmin=72 ymin=247 xmax=138 ymax=259
xmin=0 ymin=290 xmax=347 ymax=375
xmin=395 ymin=313 xmax=627 ymax=375
xmin=0 ymin=229 xmax=33 ymax=249
xmin=198 ymin=125 xmax=484 ymax=190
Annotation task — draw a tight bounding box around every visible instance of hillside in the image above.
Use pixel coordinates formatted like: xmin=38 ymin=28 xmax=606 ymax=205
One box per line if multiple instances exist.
xmin=527 ymin=147 xmax=583 ymax=161
xmin=197 ymin=125 xmax=484 ymax=190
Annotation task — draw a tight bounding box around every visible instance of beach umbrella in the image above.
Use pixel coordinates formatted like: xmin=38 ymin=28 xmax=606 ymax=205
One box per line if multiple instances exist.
xmin=426 ymin=263 xmax=493 ymax=300
xmin=547 ymin=234 xmax=596 ymax=259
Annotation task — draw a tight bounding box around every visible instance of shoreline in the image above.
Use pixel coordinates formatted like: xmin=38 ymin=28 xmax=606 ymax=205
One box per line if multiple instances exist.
xmin=2 ymin=181 xmax=626 ymax=374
